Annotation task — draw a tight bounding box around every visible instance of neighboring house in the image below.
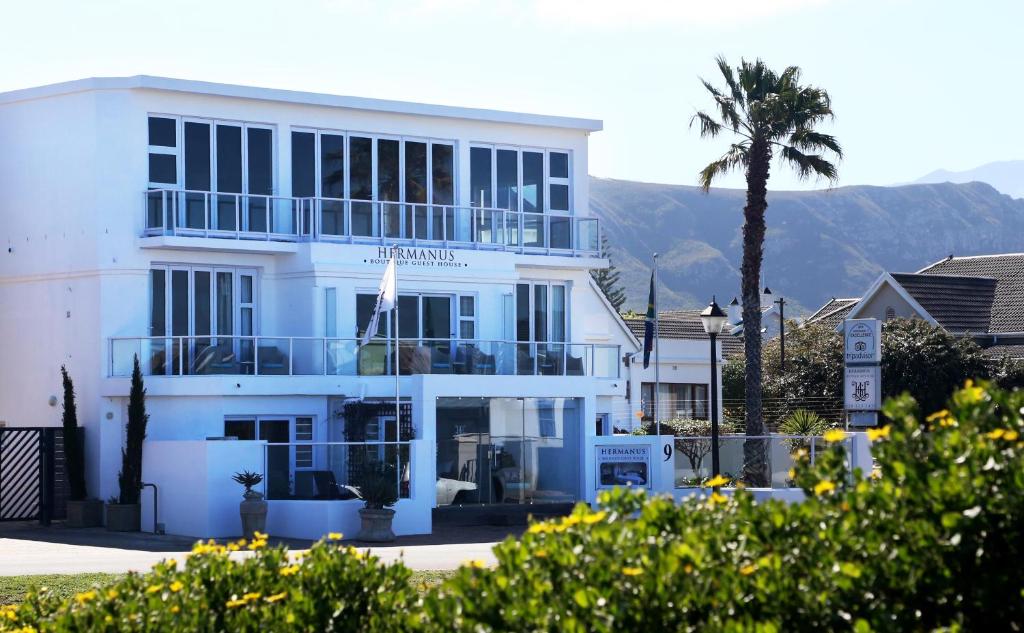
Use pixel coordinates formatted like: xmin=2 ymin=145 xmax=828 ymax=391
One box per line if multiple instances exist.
xmin=621 ymin=310 xmax=740 ymax=426
xmin=726 ymin=288 xmax=785 ymax=341
xmin=0 ymin=76 xmax=643 ymax=538
xmin=806 ymin=253 xmax=1024 ymax=359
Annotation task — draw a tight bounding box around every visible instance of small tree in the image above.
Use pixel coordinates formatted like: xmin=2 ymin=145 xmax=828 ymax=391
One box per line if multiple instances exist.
xmin=118 ymin=355 xmax=148 ymax=505
xmin=60 ymin=366 xmax=87 ymax=501
xmin=591 ymin=233 xmax=626 ymax=312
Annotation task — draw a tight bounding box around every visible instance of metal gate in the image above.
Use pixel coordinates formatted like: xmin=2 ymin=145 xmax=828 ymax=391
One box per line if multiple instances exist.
xmin=0 ymin=428 xmax=66 ymax=524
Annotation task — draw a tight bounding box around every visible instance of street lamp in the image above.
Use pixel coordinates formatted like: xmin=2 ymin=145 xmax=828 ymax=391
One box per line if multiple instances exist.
xmin=700 ymin=296 xmax=729 ymax=480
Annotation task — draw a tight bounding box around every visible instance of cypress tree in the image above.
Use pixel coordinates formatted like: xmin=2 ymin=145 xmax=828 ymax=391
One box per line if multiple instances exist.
xmin=118 ymin=355 xmax=148 ymax=505
xmin=60 ymin=366 xmax=87 ymax=501
xmin=591 ymin=233 xmax=627 ymax=311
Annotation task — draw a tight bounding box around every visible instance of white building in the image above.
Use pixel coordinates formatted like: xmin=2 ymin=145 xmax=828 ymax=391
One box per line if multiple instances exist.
xmin=0 ymin=76 xmax=654 ymax=538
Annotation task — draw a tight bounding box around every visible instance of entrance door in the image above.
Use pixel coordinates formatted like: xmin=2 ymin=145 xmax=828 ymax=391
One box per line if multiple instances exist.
xmin=260 ymin=420 xmax=290 ymax=499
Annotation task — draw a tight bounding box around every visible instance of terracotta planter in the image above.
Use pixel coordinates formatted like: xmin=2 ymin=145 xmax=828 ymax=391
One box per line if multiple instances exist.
xmin=66 ymin=499 xmax=104 ymax=528
xmin=105 ymin=503 xmax=140 ymax=532
xmin=356 ymin=507 xmax=396 ymax=542
xmin=240 ymin=492 xmax=268 ymax=540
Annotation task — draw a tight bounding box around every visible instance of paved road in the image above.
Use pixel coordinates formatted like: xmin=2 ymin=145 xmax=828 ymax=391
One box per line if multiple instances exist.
xmin=0 ymin=523 xmax=517 ymax=575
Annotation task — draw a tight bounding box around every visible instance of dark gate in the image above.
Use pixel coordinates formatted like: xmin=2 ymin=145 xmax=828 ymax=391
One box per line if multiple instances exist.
xmin=0 ymin=428 xmax=67 ymax=524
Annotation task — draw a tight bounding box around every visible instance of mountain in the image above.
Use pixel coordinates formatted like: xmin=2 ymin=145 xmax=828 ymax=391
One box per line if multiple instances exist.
xmin=590 ymin=178 xmax=1024 ymax=315
xmin=913 ymin=160 xmax=1024 ymax=199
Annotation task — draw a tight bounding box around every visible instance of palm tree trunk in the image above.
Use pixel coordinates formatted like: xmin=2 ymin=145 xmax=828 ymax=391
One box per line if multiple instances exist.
xmin=741 ymin=137 xmax=771 ymax=486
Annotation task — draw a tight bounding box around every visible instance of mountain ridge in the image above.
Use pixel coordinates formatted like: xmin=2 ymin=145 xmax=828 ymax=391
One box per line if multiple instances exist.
xmin=589 ymin=177 xmax=1024 ymax=315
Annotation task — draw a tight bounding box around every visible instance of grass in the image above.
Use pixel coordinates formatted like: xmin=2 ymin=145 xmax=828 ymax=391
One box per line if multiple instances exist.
xmin=0 ymin=570 xmax=457 ymax=606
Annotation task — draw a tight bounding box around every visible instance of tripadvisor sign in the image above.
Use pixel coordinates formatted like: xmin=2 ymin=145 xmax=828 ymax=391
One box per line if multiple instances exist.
xmin=844 ymin=318 xmax=882 ymax=426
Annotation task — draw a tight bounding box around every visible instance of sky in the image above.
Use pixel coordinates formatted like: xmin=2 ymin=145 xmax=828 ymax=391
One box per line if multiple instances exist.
xmin=2 ymin=0 xmax=1021 ymax=191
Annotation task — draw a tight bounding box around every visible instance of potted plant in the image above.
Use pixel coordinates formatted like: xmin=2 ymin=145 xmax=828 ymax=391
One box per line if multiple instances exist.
xmin=107 ymin=355 xmax=147 ymax=532
xmin=233 ymin=470 xmax=267 ymax=539
xmin=60 ymin=366 xmax=102 ymax=527
xmin=355 ymin=462 xmax=398 ymax=542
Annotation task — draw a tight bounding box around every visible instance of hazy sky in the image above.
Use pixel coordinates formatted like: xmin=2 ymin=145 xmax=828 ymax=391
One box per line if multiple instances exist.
xmin=3 ymin=0 xmax=1020 ymax=191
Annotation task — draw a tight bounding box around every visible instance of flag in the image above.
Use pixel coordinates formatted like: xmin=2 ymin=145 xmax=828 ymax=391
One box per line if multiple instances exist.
xmin=643 ymin=271 xmax=655 ymax=368
xmin=360 ymin=255 xmax=397 ymax=347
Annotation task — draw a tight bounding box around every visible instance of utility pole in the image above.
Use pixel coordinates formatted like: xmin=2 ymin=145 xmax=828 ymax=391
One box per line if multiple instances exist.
xmin=775 ymin=296 xmax=786 ymax=372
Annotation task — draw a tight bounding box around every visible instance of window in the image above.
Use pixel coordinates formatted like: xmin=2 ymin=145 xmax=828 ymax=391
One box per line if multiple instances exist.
xmin=515 ymin=282 xmax=568 ymax=342
xmin=641 ymin=383 xmax=709 ymax=421
xmin=885 ymin=306 xmax=896 ymax=321
xmin=469 ymin=146 xmax=571 ymax=215
xmin=294 ymin=416 xmax=314 ymax=469
xmin=148 ymin=116 xmax=178 ymax=188
xmin=458 ymin=295 xmax=476 ymax=339
xmin=356 ymin=292 xmax=453 ymax=341
xmin=224 ymin=416 xmax=318 ymax=475
xmin=290 ymin=129 xmax=456 ymax=239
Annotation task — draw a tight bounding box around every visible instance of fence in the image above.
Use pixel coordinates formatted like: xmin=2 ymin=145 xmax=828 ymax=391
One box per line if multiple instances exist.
xmin=673 ymin=434 xmax=851 ymax=489
xmin=722 ymin=397 xmax=845 ymax=431
xmin=0 ymin=428 xmax=67 ymax=523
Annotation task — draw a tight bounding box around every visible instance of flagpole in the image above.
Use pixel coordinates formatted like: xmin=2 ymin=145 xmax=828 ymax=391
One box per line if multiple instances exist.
xmin=653 ymin=253 xmax=661 ymax=439
xmin=392 ymin=245 xmax=400 ymax=437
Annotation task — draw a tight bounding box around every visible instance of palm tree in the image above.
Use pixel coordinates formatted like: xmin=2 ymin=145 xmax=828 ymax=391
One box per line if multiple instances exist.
xmin=691 ymin=57 xmax=841 ymax=485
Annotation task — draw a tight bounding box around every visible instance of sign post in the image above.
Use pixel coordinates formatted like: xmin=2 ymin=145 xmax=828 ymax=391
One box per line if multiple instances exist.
xmin=843 ymin=318 xmax=882 ymax=427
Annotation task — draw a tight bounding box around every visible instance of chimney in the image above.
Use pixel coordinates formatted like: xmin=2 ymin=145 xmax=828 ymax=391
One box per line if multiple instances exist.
xmin=728 ymin=297 xmax=741 ymax=325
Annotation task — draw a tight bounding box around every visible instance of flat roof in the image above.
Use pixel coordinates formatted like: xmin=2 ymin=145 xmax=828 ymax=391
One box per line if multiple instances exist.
xmin=0 ymin=75 xmax=603 ymax=132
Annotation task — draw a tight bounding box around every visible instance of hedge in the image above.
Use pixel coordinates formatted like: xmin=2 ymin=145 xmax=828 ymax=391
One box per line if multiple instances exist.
xmin=2 ymin=381 xmax=1022 ymax=631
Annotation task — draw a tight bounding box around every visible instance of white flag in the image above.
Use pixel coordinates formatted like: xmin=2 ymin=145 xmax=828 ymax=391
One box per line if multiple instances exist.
xmin=361 ymin=255 xmax=397 ymax=346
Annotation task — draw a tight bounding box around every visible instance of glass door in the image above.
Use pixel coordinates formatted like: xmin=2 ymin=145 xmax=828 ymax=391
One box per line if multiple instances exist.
xmin=214 ymin=124 xmax=242 ymax=231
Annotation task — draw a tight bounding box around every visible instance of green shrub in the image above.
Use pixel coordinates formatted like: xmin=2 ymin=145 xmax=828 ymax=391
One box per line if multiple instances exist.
xmin=0 ymin=534 xmax=416 ymax=632
xmin=423 ymin=381 xmax=1024 ymax=631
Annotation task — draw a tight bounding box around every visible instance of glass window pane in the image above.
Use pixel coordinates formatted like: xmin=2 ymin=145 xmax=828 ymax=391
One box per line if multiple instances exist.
xmin=549 ymin=152 xmax=569 ymax=178
xmin=184 ymin=122 xmax=211 ymax=191
xmin=171 ymin=270 xmax=189 ymax=336
xmin=356 ymin=293 xmax=384 ymax=338
xmin=241 ymin=275 xmax=253 ymax=304
xmin=150 ymin=270 xmax=166 ymax=336
xmin=470 ymin=147 xmax=492 ymax=207
xmin=225 ymin=419 xmax=256 ymax=441
xmin=496 ymin=149 xmax=518 ymax=211
xmin=216 ymin=272 xmax=233 ymax=336
xmin=148 ymin=154 xmax=176 ymax=184
xmin=398 ymin=295 xmax=419 ymax=339
xmin=349 ymin=137 xmax=372 ymax=200
xmin=516 ymin=284 xmax=530 ymax=342
xmin=148 ymin=117 xmax=176 ymax=147
xmin=534 ymin=285 xmax=548 ymax=342
xmin=377 ymin=139 xmax=400 ymax=202
xmin=460 ymin=295 xmax=475 ymax=317
xmin=552 ymin=285 xmax=565 ymax=342
xmin=431 ymin=144 xmax=454 ymax=205
xmin=522 ymin=151 xmax=544 ymax=213
xmin=320 ymin=134 xmax=345 ymax=198
xmin=247 ymin=128 xmax=273 ymax=196
xmin=240 ymin=307 xmax=253 ymax=337
xmin=550 ymin=184 xmax=569 ymax=211
xmin=422 ymin=296 xmax=450 ymax=339
xmin=405 ymin=141 xmax=427 ymax=204
xmin=459 ymin=321 xmax=475 ymax=339
xmin=216 ymin=125 xmax=242 ymax=193
xmin=291 ymin=131 xmax=316 ymax=197
xmin=194 ymin=271 xmax=211 ymax=337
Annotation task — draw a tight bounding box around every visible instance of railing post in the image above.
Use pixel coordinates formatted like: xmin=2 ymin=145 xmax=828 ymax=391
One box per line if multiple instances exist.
xmin=289 ymin=338 xmax=294 ymax=376
xmin=254 ymin=339 xmax=260 ymax=376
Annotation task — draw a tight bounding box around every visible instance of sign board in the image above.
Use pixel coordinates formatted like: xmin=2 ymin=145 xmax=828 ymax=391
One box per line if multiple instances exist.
xmin=595 ymin=444 xmax=651 ymax=489
xmin=844 ymin=365 xmax=881 ymax=411
xmin=844 ymin=319 xmax=882 ymax=365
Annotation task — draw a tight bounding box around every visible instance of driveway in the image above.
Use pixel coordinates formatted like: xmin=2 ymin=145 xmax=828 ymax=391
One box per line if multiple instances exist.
xmin=0 ymin=522 xmax=520 ymax=575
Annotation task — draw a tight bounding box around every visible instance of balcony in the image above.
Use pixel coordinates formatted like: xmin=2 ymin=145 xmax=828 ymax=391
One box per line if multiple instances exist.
xmin=142 ymin=189 xmax=601 ymax=257
xmin=109 ymin=336 xmax=621 ymax=379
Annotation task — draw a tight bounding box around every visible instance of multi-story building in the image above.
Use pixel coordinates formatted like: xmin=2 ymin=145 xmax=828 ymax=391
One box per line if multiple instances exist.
xmin=0 ymin=76 xmax=643 ymax=537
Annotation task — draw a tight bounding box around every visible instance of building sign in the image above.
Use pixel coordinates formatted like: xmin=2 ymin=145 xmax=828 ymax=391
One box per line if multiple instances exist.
xmin=844 ymin=365 xmax=881 ymax=411
xmin=596 ymin=445 xmax=651 ymax=488
xmin=844 ymin=319 xmax=881 ymax=364
xmin=365 ymin=247 xmax=468 ymax=269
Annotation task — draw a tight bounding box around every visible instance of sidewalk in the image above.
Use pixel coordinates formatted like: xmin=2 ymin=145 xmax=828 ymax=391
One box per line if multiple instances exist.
xmin=0 ymin=522 xmax=520 ymax=575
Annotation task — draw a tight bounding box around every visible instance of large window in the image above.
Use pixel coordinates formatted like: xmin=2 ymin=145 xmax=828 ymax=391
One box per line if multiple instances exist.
xmin=641 ymin=383 xmax=709 ymax=421
xmin=147 ymin=115 xmax=276 ymax=232
xmin=515 ymin=282 xmax=567 ymax=343
xmin=469 ymin=146 xmax=571 ymax=215
xmin=291 ymin=129 xmax=456 ymax=240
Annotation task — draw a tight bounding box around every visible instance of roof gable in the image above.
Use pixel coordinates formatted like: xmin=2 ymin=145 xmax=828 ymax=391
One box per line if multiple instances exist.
xmin=919 ymin=254 xmax=1024 ymax=333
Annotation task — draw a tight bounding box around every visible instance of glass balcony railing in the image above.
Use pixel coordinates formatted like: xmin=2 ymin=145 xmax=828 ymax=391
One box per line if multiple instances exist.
xmin=143 ymin=189 xmax=601 ymax=256
xmin=109 ymin=336 xmax=621 ymax=379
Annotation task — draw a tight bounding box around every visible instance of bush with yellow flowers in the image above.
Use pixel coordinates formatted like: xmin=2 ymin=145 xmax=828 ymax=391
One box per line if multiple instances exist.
xmin=0 ymin=533 xmax=416 ymax=632
xmin=421 ymin=381 xmax=1024 ymax=632
xmin=3 ymin=381 xmax=1022 ymax=631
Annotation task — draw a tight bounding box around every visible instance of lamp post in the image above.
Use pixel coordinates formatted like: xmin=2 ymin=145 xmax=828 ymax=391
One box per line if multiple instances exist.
xmin=774 ymin=295 xmax=786 ymax=372
xmin=700 ymin=297 xmax=729 ymax=479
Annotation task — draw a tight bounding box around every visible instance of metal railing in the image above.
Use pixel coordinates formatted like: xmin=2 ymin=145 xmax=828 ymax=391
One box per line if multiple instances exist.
xmin=109 ymin=336 xmax=621 ymax=379
xmin=143 ymin=189 xmax=601 ymax=256
xmin=673 ymin=434 xmax=852 ymax=489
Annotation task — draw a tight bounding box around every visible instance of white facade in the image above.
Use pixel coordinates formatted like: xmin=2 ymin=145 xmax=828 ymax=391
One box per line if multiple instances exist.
xmin=0 ymin=76 xmax=643 ymax=538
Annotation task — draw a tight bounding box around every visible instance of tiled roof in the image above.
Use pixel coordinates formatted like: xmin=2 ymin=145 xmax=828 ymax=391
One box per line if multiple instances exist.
xmin=981 ymin=343 xmax=1024 ymax=360
xmin=623 ymin=311 xmax=745 ymax=357
xmin=805 ymin=298 xmax=859 ymax=331
xmin=890 ymin=273 xmax=998 ymax=334
xmin=919 ymin=254 xmax=1024 ymax=333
